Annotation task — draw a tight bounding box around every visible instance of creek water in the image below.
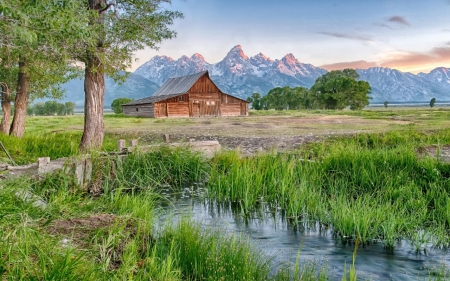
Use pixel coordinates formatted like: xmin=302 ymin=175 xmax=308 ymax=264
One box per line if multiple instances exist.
xmin=160 ymin=187 xmax=449 ymax=280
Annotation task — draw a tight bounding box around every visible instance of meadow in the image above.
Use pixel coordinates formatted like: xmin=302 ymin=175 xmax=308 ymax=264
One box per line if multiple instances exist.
xmin=1 ymin=107 xmax=450 ymax=279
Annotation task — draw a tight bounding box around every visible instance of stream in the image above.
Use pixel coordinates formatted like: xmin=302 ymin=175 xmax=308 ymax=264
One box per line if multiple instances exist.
xmin=160 ymin=187 xmax=449 ymax=280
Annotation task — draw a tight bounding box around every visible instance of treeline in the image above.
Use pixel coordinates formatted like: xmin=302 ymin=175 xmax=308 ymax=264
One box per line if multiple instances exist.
xmin=27 ymin=101 xmax=76 ymax=116
xmin=247 ymin=69 xmax=372 ymax=110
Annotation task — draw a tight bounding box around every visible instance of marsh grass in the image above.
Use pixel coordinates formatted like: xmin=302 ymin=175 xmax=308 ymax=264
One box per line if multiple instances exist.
xmin=97 ymin=146 xmax=208 ymax=194
xmin=208 ymin=130 xmax=450 ymax=250
xmin=4 ymin=146 xmax=332 ymax=280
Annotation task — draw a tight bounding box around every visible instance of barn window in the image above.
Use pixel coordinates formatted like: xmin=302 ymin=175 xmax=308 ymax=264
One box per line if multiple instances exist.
xmin=193 ymin=100 xmax=199 ymax=104
xmin=179 ymin=96 xmax=184 ymax=102
xmin=211 ymin=101 xmax=215 ymax=105
xmin=136 ymin=108 xmax=139 ymax=111
xmin=206 ymin=101 xmax=210 ymax=105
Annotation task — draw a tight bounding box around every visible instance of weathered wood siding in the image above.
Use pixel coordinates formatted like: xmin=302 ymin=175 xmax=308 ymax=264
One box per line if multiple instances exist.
xmin=154 ymin=94 xmax=189 ymax=118
xmin=124 ymin=74 xmax=248 ymax=118
xmin=187 ymin=76 xmax=221 ymax=117
xmin=220 ymin=104 xmax=241 ymax=116
xmin=122 ymin=104 xmax=155 ymax=117
xmin=167 ymin=102 xmax=189 ymax=117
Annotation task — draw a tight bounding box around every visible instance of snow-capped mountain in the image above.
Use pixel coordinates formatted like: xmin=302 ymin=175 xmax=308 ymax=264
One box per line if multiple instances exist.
xmin=356 ymin=67 xmax=447 ymax=102
xmin=135 ymin=45 xmax=450 ymax=102
xmin=134 ymin=45 xmax=328 ymax=100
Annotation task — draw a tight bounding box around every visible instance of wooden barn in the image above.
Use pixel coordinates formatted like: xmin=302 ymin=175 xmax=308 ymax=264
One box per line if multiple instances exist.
xmin=122 ymin=71 xmax=249 ymax=118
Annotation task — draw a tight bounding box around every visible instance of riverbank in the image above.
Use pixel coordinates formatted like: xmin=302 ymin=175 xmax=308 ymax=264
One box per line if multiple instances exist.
xmin=2 ymin=110 xmax=450 ymax=279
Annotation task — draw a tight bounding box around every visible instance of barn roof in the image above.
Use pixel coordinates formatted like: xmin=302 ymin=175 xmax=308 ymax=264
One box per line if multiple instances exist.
xmin=153 ymin=70 xmax=208 ymax=97
xmin=123 ymin=70 xmax=249 ymax=106
xmin=124 ymin=71 xmax=208 ymax=106
xmin=122 ymin=93 xmax=184 ymax=106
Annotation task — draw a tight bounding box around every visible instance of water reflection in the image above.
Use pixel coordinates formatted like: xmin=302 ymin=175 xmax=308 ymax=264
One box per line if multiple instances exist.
xmin=159 ymin=188 xmax=449 ymax=280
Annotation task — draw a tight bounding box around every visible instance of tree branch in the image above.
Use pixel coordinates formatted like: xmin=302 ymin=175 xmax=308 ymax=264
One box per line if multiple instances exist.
xmin=100 ymin=1 xmax=116 ymax=13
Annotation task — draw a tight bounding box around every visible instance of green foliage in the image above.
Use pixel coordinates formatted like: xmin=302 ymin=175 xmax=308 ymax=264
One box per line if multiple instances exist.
xmin=0 ymin=0 xmax=92 ymax=99
xmin=28 ymin=101 xmax=76 ymax=116
xmin=246 ymin=92 xmax=263 ymax=110
xmin=81 ymin=0 xmax=183 ymax=79
xmin=262 ymin=86 xmax=309 ymax=110
xmin=111 ymin=98 xmax=133 ymax=114
xmin=384 ymin=101 xmax=389 ymax=108
xmin=309 ymin=69 xmax=372 ymax=110
xmin=253 ymin=69 xmax=371 ymax=111
xmin=430 ymin=98 xmax=436 ymax=108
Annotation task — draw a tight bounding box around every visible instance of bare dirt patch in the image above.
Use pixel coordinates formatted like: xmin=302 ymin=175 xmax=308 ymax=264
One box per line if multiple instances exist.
xmin=111 ymin=115 xmax=396 ymax=155
xmin=46 ymin=214 xmax=143 ymax=270
xmin=47 ymin=214 xmax=119 ymax=243
xmin=418 ymin=145 xmax=450 ymax=163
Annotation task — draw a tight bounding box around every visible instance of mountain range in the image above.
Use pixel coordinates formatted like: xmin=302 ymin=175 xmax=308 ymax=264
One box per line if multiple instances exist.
xmin=57 ymin=45 xmax=450 ymax=105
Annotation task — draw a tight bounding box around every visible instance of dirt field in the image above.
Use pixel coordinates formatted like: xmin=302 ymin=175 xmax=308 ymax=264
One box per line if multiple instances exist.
xmin=106 ymin=112 xmax=419 ymax=154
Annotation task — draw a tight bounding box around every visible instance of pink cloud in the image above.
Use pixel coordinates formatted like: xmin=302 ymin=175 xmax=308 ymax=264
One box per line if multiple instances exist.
xmin=320 ymin=60 xmax=379 ymax=71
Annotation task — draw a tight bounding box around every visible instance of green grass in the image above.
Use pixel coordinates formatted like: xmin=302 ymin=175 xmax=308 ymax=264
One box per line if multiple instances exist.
xmin=1 ymin=148 xmax=330 ymax=280
xmin=4 ymin=110 xmax=450 ymax=279
xmin=208 ymin=129 xmax=450 ymax=250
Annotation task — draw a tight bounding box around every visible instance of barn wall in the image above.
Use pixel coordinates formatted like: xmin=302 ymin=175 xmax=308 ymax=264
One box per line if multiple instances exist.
xmin=221 ymin=104 xmax=242 ymax=116
xmin=123 ymin=75 xmax=248 ymax=118
xmin=190 ymin=76 xmax=220 ymax=95
xmin=123 ymin=104 xmax=155 ymax=117
xmin=167 ymin=102 xmax=189 ymax=117
xmin=154 ymin=103 xmax=167 ymax=117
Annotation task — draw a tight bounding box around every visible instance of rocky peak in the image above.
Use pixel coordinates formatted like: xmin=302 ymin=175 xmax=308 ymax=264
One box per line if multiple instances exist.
xmin=225 ymin=45 xmax=249 ymax=60
xmin=191 ymin=53 xmax=206 ymax=62
xmin=250 ymin=52 xmax=273 ymax=64
xmin=281 ymin=53 xmax=298 ymax=65
xmin=152 ymin=55 xmax=174 ymax=62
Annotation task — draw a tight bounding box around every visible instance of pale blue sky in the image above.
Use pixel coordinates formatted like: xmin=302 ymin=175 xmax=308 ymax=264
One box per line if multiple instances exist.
xmin=132 ymin=0 xmax=450 ymax=73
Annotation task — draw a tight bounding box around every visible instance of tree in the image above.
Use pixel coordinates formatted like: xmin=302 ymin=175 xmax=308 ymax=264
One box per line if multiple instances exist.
xmin=309 ymin=69 xmax=371 ymax=110
xmin=111 ymin=98 xmax=133 ymax=114
xmin=28 ymin=101 xmax=77 ymax=116
xmin=246 ymin=93 xmax=263 ymax=110
xmin=1 ymin=1 xmax=92 ymax=137
xmin=384 ymin=101 xmax=389 ymax=108
xmin=430 ymin=98 xmax=436 ymax=108
xmin=65 ymin=102 xmax=76 ymax=115
xmin=78 ymin=0 xmax=182 ymax=151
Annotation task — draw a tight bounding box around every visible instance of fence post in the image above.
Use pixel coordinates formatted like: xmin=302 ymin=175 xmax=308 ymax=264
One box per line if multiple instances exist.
xmin=118 ymin=139 xmax=126 ymax=152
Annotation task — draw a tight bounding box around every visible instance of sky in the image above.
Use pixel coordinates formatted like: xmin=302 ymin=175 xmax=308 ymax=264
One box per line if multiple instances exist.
xmin=131 ymin=0 xmax=450 ymax=74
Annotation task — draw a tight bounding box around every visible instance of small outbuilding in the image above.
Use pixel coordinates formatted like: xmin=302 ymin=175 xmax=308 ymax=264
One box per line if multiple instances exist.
xmin=122 ymin=71 xmax=249 ymax=118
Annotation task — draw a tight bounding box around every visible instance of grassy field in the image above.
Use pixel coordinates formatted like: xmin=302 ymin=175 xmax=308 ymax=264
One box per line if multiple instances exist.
xmin=2 ymin=108 xmax=450 ymax=279
xmin=2 ymin=107 xmax=450 ymax=164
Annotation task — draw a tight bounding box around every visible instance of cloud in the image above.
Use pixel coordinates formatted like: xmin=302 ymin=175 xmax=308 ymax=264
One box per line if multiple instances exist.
xmin=378 ymin=46 xmax=450 ymax=72
xmin=373 ymin=22 xmax=394 ymax=30
xmin=374 ymin=16 xmax=410 ymax=30
xmin=387 ymin=16 xmax=410 ymax=27
xmin=319 ymin=45 xmax=450 ymax=73
xmin=317 ymin=31 xmax=373 ymax=42
xmin=320 ymin=60 xmax=379 ymax=71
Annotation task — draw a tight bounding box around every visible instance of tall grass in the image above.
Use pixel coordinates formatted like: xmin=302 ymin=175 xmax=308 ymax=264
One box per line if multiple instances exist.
xmin=208 ymin=130 xmax=450 ymax=249
xmin=99 ymin=146 xmax=208 ymax=194
xmin=1 ymin=143 xmax=338 ymax=280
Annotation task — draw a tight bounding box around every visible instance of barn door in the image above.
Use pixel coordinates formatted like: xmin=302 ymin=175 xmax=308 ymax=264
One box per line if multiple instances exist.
xmin=240 ymin=102 xmax=247 ymax=116
xmin=159 ymin=103 xmax=168 ymax=117
xmin=191 ymin=101 xmax=200 ymax=117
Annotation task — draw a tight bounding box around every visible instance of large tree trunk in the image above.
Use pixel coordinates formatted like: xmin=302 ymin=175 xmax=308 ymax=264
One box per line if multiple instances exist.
xmin=79 ymin=54 xmax=105 ymax=151
xmin=10 ymin=61 xmax=29 ymax=137
xmin=0 ymin=83 xmax=11 ymax=135
xmin=79 ymin=0 xmax=107 ymax=151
